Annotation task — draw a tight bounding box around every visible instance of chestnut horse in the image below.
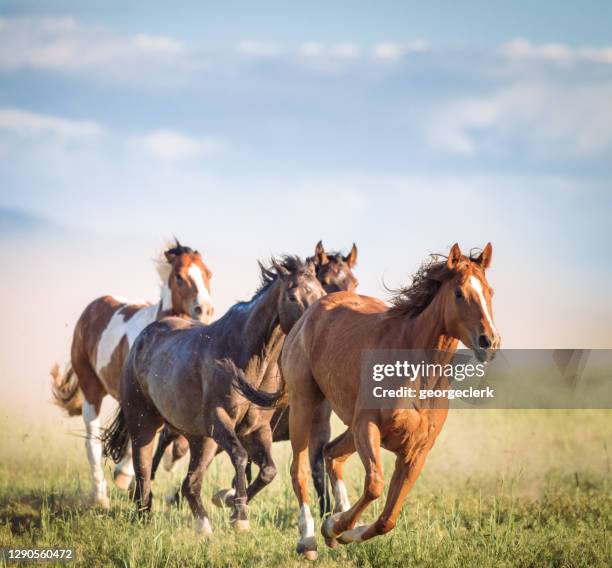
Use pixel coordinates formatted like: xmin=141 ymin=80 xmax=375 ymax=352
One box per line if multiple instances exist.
xmin=103 ymin=257 xmax=325 ymax=534
xmin=232 ymin=243 xmax=500 ymax=559
xmin=153 ymin=240 xmax=359 ymax=517
xmin=51 ymin=240 xmax=213 ymax=509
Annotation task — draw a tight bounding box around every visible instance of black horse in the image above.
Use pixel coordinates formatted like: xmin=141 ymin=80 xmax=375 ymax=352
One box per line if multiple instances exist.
xmin=104 ymin=257 xmax=325 ymax=533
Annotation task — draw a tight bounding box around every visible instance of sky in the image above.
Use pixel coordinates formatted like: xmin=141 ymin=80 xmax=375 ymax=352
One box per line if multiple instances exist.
xmin=0 ymin=2 xmax=611 ymax=411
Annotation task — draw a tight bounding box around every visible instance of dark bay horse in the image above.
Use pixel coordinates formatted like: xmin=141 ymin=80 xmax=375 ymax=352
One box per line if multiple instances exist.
xmin=50 ymin=240 xmax=213 ymax=509
xmin=104 ymin=257 xmax=325 ymax=534
xmin=232 ymin=243 xmax=500 ymax=559
xmin=153 ymin=240 xmax=359 ymax=517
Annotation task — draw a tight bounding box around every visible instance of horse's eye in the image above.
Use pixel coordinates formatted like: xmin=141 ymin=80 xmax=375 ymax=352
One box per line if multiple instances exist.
xmin=454 ymin=287 xmax=463 ymax=299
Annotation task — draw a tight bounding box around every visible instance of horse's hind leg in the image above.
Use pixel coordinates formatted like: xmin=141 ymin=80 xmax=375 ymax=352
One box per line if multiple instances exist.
xmin=322 ymin=417 xmax=384 ymax=546
xmin=243 ymin=425 xmax=277 ymax=503
xmin=309 ymin=401 xmax=332 ymax=517
xmin=211 ymin=411 xmax=251 ymax=531
xmin=72 ymin=354 xmax=108 ymax=509
xmin=288 ymin=385 xmax=322 ymax=560
xmin=123 ymin=371 xmax=163 ymax=515
xmin=182 ymin=436 xmax=218 ymax=536
xmin=325 ymin=429 xmax=355 ymax=514
xmin=151 ymin=425 xmax=178 ymax=480
xmin=113 ymin=440 xmax=134 ymax=491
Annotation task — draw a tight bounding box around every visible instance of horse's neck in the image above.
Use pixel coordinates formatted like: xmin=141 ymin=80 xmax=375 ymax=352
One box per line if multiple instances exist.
xmin=396 ymin=293 xmax=458 ymax=353
xmin=241 ymin=280 xmax=284 ymax=380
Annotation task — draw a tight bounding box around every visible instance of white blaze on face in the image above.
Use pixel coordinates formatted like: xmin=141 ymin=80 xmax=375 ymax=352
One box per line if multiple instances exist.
xmin=469 ymin=276 xmax=497 ymax=336
xmin=187 ymin=264 xmax=213 ymax=311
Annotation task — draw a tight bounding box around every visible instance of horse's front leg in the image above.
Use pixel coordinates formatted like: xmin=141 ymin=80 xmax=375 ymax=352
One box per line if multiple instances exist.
xmin=342 ymin=451 xmax=427 ymax=543
xmin=322 ymin=418 xmax=384 ymax=545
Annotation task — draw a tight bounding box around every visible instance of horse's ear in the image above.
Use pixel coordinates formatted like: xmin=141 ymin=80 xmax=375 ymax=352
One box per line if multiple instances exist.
xmin=314 ymin=240 xmax=328 ymax=265
xmin=475 ymin=242 xmax=493 ymax=270
xmin=344 ymin=243 xmax=358 ymax=268
xmin=447 ymin=243 xmax=462 ymax=269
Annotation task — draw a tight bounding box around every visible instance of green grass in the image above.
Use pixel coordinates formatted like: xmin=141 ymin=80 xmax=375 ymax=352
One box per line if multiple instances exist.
xmin=1 ymin=410 xmax=610 ymax=567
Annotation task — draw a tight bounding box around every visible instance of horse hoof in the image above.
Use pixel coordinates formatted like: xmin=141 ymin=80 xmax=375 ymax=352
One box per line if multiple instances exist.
xmin=165 ymin=491 xmax=180 ymax=507
xmin=212 ymin=488 xmax=235 ymax=508
xmin=337 ymin=524 xmax=369 ymax=545
xmin=113 ymin=472 xmax=133 ymax=492
xmin=296 ymin=537 xmax=318 ymax=560
xmin=195 ymin=517 xmax=213 ymax=537
xmin=231 ymin=519 xmax=250 ymax=532
xmin=321 ymin=513 xmax=340 ymax=538
xmin=90 ymin=493 xmax=110 ymax=510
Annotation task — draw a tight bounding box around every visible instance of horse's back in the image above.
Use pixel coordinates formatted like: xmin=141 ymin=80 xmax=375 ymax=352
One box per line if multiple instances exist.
xmin=127 ymin=317 xmax=215 ymax=435
xmin=282 ymin=292 xmax=389 ymax=424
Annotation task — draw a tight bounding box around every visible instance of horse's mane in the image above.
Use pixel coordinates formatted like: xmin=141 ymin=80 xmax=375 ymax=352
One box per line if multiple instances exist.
xmin=389 ymin=249 xmax=483 ymax=318
xmin=254 ymin=255 xmax=310 ymax=298
xmin=154 ymin=239 xmax=195 ymax=284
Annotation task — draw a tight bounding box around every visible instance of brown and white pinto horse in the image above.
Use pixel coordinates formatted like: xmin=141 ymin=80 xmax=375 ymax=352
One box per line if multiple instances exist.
xmin=50 ymin=240 xmax=213 ymax=509
xmin=232 ymin=243 xmax=500 ymax=559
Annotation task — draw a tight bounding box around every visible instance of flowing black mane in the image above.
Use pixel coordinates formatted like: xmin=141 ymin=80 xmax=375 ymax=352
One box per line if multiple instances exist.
xmin=389 ymin=249 xmax=483 ymax=318
xmin=254 ymin=255 xmax=311 ymax=298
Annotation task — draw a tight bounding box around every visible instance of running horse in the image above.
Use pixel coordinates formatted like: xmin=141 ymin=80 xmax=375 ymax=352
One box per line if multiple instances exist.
xmin=232 ymin=243 xmax=500 ymax=559
xmin=153 ymin=240 xmax=358 ymax=516
xmin=50 ymin=240 xmax=214 ymax=509
xmin=103 ymin=256 xmax=325 ymax=534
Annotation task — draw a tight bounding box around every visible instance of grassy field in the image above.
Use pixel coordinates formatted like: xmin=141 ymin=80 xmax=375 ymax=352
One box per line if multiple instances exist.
xmin=1 ymin=409 xmax=610 ymax=567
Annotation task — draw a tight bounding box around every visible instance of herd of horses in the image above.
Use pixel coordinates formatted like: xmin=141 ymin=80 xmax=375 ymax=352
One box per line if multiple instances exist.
xmin=51 ymin=238 xmax=499 ymax=560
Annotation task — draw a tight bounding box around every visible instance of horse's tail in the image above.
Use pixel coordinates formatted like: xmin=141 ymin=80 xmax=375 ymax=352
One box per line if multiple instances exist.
xmin=102 ymin=408 xmax=129 ymax=464
xmin=217 ymin=358 xmax=287 ymax=408
xmin=50 ymin=362 xmax=83 ymax=416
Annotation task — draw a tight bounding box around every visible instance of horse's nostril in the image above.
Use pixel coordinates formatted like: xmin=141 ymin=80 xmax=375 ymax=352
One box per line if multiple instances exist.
xmin=194 ymin=306 xmax=203 ymax=316
xmin=478 ymin=334 xmax=492 ymax=349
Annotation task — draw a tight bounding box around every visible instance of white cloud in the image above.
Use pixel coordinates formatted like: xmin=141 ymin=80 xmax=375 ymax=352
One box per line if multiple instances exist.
xmin=299 ymin=42 xmax=325 ymax=57
xmin=138 ymin=130 xmax=219 ymax=162
xmin=0 ymin=108 xmax=102 ymax=138
xmin=372 ymin=40 xmax=429 ymax=60
xmin=0 ymin=16 xmax=192 ymax=82
xmin=131 ymin=34 xmax=186 ymax=55
xmin=330 ymin=43 xmax=360 ymax=59
xmin=237 ymin=41 xmax=281 ymax=57
xmin=500 ymin=38 xmax=612 ymax=65
xmin=428 ymin=82 xmax=612 ymax=158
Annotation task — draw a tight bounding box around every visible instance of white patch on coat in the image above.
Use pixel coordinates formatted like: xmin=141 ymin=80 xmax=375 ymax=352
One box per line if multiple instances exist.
xmin=95 ymin=302 xmax=159 ymax=388
xmin=114 ymin=439 xmax=134 ymax=478
xmin=333 ymin=480 xmax=351 ymax=512
xmin=469 ymin=276 xmax=497 ymax=335
xmin=187 ymin=264 xmax=212 ymax=309
xmin=195 ymin=517 xmax=213 ymax=535
xmin=299 ymin=504 xmax=315 ymax=538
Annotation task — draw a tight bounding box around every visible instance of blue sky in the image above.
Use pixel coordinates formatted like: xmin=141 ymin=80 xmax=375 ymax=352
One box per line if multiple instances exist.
xmin=0 ymin=1 xmax=611 ymax=367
